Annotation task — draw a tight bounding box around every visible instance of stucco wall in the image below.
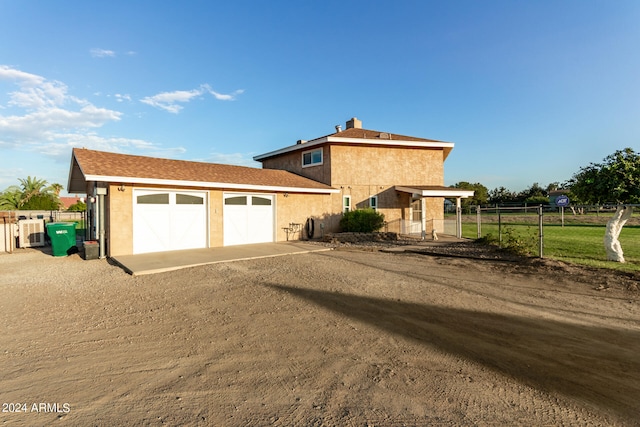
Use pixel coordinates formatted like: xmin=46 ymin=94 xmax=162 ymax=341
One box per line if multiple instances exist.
xmin=261 ymin=146 xmax=331 ymax=185
xmin=328 ymin=144 xmax=444 ymax=186
xmin=274 ymin=192 xmax=335 ymax=240
xmin=261 ymin=143 xmax=447 ymax=233
xmin=107 ymin=183 xmax=133 ymax=256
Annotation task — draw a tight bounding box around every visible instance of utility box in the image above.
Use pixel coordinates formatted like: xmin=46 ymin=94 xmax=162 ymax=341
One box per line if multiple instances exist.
xmin=46 ymin=222 xmax=77 ymax=257
xmin=83 ymin=241 xmax=99 ymax=260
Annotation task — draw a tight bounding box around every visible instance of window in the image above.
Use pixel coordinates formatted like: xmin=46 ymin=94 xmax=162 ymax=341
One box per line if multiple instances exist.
xmin=302 ymin=148 xmax=323 ymax=167
xmin=137 ymin=193 xmax=169 ymax=204
xmin=252 ymin=196 xmax=272 ymax=206
xmin=343 ymin=195 xmax=351 ymax=213
xmin=176 ymin=194 xmax=204 ymax=205
xmin=369 ymin=196 xmax=378 ymax=211
xmin=225 ymin=196 xmax=247 ymax=205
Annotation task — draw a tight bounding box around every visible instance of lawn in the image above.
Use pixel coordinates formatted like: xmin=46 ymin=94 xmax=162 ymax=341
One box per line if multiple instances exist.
xmin=461 ymin=221 xmax=640 ymax=273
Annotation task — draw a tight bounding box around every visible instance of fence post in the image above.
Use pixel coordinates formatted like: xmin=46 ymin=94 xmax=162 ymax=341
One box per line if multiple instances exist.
xmin=476 ymin=205 xmax=481 ymax=238
xmin=538 ymin=205 xmax=544 ymax=258
xmin=497 ymin=206 xmax=502 ymax=248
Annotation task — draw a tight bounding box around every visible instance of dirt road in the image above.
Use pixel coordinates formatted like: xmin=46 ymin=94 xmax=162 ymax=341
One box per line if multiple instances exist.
xmin=1 ymin=246 xmax=639 ymax=426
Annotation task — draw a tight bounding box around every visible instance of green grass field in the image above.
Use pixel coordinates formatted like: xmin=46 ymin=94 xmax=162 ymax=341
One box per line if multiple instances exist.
xmin=461 ymin=221 xmax=640 ymax=273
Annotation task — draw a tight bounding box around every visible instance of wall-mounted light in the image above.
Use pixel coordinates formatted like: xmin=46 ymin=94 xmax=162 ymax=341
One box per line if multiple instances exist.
xmin=118 ymin=184 xmax=126 ymax=192
xmin=283 ymin=192 xmax=289 ymax=198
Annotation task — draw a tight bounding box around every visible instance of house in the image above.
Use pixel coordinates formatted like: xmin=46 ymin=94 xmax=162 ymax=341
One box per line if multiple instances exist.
xmin=254 ymin=117 xmax=473 ymax=238
xmin=67 ymin=118 xmax=472 ymax=258
xmin=59 ymin=196 xmax=82 ymax=210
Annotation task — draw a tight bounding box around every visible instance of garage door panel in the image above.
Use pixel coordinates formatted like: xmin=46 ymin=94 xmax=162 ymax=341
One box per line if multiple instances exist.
xmin=134 ymin=208 xmax=171 ymax=253
xmin=171 ymin=208 xmax=207 ymax=250
xmin=248 ymin=205 xmax=273 ymax=244
xmin=133 ymin=190 xmax=208 ymax=254
xmin=223 ymin=194 xmax=274 ymax=246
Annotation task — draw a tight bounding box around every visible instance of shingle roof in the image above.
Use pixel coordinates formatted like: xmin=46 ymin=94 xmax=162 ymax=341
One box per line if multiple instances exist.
xmin=254 ymin=125 xmax=453 ymax=162
xmin=68 ymin=148 xmax=336 ymax=193
xmin=315 ymin=126 xmax=446 ymax=143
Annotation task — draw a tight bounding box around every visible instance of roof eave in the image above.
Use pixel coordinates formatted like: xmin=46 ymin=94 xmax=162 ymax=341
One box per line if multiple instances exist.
xmin=83 ymin=175 xmax=339 ymax=194
xmin=254 ymin=137 xmax=455 ymax=161
xmin=396 ymin=186 xmax=475 ymax=198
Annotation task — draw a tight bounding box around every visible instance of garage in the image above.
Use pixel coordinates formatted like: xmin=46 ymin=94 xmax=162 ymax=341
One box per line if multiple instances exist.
xmin=133 ymin=189 xmax=208 ymax=254
xmin=223 ymin=193 xmax=274 ymax=246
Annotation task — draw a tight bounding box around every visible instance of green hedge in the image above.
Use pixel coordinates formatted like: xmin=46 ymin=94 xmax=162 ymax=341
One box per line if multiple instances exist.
xmin=339 ymin=209 xmax=385 ymax=233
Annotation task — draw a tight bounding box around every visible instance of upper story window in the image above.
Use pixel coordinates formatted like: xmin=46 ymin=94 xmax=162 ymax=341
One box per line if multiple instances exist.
xmin=302 ymin=148 xmax=323 ymax=167
xmin=369 ymin=196 xmax=378 ymax=211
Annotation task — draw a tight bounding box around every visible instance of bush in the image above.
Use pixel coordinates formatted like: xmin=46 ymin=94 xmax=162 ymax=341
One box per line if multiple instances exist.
xmin=477 ymin=225 xmax=537 ymax=256
xmin=339 ymin=209 xmax=385 ymax=233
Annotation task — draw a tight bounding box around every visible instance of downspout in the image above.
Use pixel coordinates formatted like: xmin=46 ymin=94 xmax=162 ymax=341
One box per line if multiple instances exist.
xmin=99 ymin=193 xmax=105 ymax=258
xmin=95 ymin=183 xmax=107 ymax=259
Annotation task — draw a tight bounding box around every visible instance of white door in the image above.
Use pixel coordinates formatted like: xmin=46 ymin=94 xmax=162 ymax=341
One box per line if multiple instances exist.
xmin=133 ymin=190 xmax=207 ymax=254
xmin=223 ymin=194 xmax=274 ymax=246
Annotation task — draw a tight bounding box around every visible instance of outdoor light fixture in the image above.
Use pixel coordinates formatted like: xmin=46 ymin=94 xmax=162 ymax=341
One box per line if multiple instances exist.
xmin=118 ymin=184 xmax=126 ymax=192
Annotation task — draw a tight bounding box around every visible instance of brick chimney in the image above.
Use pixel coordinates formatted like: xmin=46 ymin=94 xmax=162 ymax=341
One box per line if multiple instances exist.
xmin=346 ymin=117 xmax=362 ymax=129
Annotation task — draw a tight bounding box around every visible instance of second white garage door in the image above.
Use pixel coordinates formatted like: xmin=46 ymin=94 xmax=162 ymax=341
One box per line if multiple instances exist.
xmin=223 ymin=193 xmax=274 ymax=246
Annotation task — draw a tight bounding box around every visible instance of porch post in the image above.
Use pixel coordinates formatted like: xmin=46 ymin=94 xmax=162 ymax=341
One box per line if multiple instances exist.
xmin=421 ymin=197 xmax=426 ymax=240
xmin=456 ymin=197 xmax=462 ymax=238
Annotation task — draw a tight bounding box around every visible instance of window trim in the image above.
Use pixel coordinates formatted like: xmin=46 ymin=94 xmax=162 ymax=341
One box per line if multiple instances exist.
xmin=302 ymin=148 xmax=323 ymax=168
xmin=343 ymin=195 xmax=351 ymax=213
xmin=369 ymin=195 xmax=378 ymax=211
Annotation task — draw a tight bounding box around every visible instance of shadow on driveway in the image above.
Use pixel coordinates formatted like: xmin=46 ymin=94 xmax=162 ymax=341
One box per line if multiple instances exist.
xmin=266 ymin=283 xmax=640 ymax=420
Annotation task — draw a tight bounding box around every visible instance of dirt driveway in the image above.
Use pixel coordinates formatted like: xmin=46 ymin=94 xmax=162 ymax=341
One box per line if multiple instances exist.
xmin=1 ymin=245 xmax=639 ymax=426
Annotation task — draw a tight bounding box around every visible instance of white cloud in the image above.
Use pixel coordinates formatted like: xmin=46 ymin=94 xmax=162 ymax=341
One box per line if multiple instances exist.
xmin=90 ymin=48 xmax=116 ymax=58
xmin=140 ymin=88 xmax=203 ymax=113
xmin=0 ymin=65 xmax=176 ymax=162
xmin=141 ymin=84 xmax=244 ymax=113
xmin=115 ymin=93 xmax=132 ymax=102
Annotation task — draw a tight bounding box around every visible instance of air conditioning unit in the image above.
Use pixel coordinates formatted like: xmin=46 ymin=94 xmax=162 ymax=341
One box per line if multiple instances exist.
xmin=18 ymin=219 xmax=45 ymax=248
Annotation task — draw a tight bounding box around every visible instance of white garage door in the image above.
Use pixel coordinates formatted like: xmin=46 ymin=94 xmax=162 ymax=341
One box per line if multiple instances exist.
xmin=223 ymin=194 xmax=274 ymax=246
xmin=133 ymin=189 xmax=208 ymax=254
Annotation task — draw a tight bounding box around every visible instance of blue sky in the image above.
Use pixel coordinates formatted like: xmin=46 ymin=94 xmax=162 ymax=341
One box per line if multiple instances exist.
xmin=1 ymin=0 xmax=639 ymax=196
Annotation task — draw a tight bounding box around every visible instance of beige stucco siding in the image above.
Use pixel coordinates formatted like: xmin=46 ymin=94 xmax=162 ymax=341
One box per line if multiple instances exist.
xmin=107 ymin=183 xmax=133 ymax=256
xmin=328 ymin=145 xmax=444 ymax=186
xmin=105 ymin=184 xmax=333 ymax=256
xmin=261 ymin=146 xmax=331 ymax=185
xmin=274 ymin=192 xmax=335 ymax=240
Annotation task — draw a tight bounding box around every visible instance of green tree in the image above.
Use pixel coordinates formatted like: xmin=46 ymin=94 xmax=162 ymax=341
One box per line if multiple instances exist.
xmin=0 ymin=176 xmax=63 ymax=210
xmin=20 ymin=193 xmax=60 ymax=210
xmin=567 ymin=148 xmax=640 ymax=262
xmin=517 ymin=182 xmax=549 ymax=204
xmin=67 ymin=201 xmax=87 ymax=212
xmin=568 ymin=148 xmax=640 ymax=204
xmin=0 ymin=186 xmax=23 ymax=210
xmin=453 ymin=182 xmax=488 ymax=212
xmin=18 ymin=176 xmax=49 ymax=205
xmin=488 ymin=186 xmax=517 ymax=205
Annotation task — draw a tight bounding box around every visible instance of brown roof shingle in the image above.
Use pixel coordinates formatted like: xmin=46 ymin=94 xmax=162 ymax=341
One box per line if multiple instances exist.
xmin=71 ymin=148 xmax=335 ymax=192
xmin=317 ymin=126 xmax=446 ymax=143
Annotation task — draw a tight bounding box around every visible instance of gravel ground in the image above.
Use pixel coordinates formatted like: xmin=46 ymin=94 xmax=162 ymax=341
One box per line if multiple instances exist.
xmin=1 ymin=242 xmax=639 ymax=426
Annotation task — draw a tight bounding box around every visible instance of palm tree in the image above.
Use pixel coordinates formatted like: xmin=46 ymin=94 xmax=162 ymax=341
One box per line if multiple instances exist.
xmin=0 ymin=186 xmax=23 ymax=210
xmin=48 ymin=183 xmax=64 ymax=196
xmin=18 ymin=176 xmax=48 ymax=205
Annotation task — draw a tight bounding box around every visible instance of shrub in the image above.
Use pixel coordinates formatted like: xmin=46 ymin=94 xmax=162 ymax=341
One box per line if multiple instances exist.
xmin=339 ymin=209 xmax=385 ymax=233
xmin=477 ymin=226 xmax=537 ymax=256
